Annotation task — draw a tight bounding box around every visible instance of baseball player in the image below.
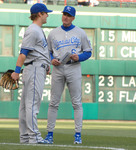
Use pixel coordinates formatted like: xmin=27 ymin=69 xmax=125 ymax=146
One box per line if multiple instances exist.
xmin=11 ymin=3 xmax=52 ymax=144
xmin=44 ymin=6 xmax=92 ymax=144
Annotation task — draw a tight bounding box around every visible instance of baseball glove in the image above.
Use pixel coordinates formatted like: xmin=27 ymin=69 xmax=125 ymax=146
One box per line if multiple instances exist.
xmin=0 ymin=70 xmax=19 ymax=90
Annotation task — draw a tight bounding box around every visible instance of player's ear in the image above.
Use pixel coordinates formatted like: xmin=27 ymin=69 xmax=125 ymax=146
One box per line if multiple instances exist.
xmin=72 ymin=17 xmax=75 ymax=21
xmin=38 ymin=12 xmax=42 ymax=17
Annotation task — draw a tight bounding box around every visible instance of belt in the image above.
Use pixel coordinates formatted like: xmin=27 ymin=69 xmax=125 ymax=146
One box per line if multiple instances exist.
xmin=66 ymin=60 xmax=78 ymax=64
xmin=24 ymin=61 xmax=33 ymax=66
xmin=24 ymin=61 xmax=46 ymax=69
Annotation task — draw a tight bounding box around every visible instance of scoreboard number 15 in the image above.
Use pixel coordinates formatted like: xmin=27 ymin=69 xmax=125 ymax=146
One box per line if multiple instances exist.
xmin=101 ymin=30 xmax=115 ymax=42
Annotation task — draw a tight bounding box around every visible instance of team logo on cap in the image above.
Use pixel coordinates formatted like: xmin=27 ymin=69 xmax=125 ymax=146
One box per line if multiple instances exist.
xmin=66 ymin=6 xmax=71 ymax=12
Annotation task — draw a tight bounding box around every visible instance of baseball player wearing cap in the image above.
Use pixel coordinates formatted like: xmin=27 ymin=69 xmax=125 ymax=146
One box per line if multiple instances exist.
xmin=11 ymin=3 xmax=52 ymax=144
xmin=44 ymin=6 xmax=92 ymax=144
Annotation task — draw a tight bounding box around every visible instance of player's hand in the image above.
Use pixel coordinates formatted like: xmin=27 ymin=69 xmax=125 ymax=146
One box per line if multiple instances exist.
xmin=70 ymin=54 xmax=79 ymax=61
xmin=11 ymin=72 xmax=19 ymax=81
xmin=51 ymin=59 xmax=61 ymax=66
xmin=47 ymin=66 xmax=51 ymax=75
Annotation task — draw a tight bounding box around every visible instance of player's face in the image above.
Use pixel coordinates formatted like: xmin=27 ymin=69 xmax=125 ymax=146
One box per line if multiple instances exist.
xmin=41 ymin=12 xmax=48 ymax=24
xmin=62 ymin=12 xmax=75 ymax=27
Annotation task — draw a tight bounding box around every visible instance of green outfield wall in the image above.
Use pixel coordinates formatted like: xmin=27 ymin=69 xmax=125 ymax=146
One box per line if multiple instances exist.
xmin=0 ymin=4 xmax=136 ymax=120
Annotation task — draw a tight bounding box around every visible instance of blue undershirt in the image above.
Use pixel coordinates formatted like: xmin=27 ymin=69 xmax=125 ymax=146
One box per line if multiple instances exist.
xmin=78 ymin=51 xmax=92 ymax=62
xmin=50 ymin=52 xmax=54 ymax=61
xmin=61 ymin=24 xmax=75 ymax=31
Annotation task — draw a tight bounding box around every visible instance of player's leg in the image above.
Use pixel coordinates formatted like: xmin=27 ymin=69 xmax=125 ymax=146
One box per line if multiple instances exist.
xmin=45 ymin=66 xmax=65 ymax=143
xmin=66 ymin=63 xmax=83 ymax=144
xmin=19 ymin=84 xmax=29 ymax=143
xmin=68 ymin=80 xmax=83 ymax=133
xmin=25 ymin=66 xmax=46 ymax=143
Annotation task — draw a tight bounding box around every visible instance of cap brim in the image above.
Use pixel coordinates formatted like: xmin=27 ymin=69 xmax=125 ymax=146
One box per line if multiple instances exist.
xmin=62 ymin=11 xmax=73 ymax=16
xmin=46 ymin=10 xmax=53 ymax=13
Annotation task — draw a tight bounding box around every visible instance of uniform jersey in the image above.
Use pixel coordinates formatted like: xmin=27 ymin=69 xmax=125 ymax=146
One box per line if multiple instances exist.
xmin=21 ymin=23 xmax=50 ymax=65
xmin=47 ymin=25 xmax=92 ymax=60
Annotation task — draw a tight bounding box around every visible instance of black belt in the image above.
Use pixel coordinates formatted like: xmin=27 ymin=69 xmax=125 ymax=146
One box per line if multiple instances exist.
xmin=24 ymin=61 xmax=33 ymax=66
xmin=66 ymin=60 xmax=78 ymax=64
xmin=24 ymin=62 xmax=46 ymax=69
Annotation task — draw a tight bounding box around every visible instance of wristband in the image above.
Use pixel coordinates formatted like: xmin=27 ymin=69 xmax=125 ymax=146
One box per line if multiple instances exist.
xmin=15 ymin=66 xmax=21 ymax=73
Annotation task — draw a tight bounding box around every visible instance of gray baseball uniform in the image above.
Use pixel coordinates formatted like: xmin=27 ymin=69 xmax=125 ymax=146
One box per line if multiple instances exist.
xmin=47 ymin=25 xmax=92 ymax=133
xmin=19 ymin=23 xmax=50 ymax=143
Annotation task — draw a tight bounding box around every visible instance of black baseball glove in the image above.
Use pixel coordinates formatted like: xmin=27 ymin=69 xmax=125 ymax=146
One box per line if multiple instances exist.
xmin=0 ymin=70 xmax=19 ymax=90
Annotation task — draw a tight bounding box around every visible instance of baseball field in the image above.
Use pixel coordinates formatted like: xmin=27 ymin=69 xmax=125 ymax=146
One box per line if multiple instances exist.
xmin=0 ymin=119 xmax=136 ymax=150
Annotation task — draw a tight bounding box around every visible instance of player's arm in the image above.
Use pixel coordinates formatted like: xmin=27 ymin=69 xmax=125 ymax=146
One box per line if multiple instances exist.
xmin=48 ymin=33 xmax=61 ymax=66
xmin=78 ymin=51 xmax=92 ymax=62
xmin=50 ymin=52 xmax=61 ymax=66
xmin=11 ymin=49 xmax=29 ymax=81
xmin=70 ymin=51 xmax=92 ymax=62
xmin=71 ymin=29 xmax=92 ymax=62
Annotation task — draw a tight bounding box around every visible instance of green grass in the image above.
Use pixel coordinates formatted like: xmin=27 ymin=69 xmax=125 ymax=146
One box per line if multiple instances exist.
xmin=0 ymin=119 xmax=136 ymax=150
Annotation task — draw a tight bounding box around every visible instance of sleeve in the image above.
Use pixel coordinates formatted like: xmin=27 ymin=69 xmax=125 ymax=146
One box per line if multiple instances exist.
xmin=81 ymin=29 xmax=92 ymax=52
xmin=47 ymin=33 xmax=53 ymax=53
xmin=20 ymin=49 xmax=30 ymax=56
xmin=50 ymin=52 xmax=55 ymax=60
xmin=21 ymin=29 xmax=37 ymax=51
xmin=78 ymin=51 xmax=92 ymax=62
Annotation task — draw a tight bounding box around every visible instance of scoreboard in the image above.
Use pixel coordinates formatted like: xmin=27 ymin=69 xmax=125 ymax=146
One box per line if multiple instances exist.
xmin=98 ymin=30 xmax=136 ymax=60
xmin=97 ymin=29 xmax=136 ymax=104
xmin=98 ymin=76 xmax=136 ymax=103
xmin=0 ymin=27 xmax=136 ymax=104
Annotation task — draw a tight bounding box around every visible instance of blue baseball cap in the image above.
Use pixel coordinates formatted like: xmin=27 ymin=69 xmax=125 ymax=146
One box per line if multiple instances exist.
xmin=30 ymin=3 xmax=53 ymax=14
xmin=62 ymin=6 xmax=76 ymax=17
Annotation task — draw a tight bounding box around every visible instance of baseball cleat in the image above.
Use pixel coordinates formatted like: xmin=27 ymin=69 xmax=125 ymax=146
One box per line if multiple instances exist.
xmin=38 ymin=139 xmax=48 ymax=144
xmin=44 ymin=135 xmax=53 ymax=144
xmin=74 ymin=133 xmax=82 ymax=144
